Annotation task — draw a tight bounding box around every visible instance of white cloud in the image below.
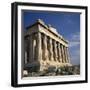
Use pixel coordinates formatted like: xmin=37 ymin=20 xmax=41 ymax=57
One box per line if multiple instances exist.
xmin=68 ymin=32 xmax=80 ymax=65
xmin=69 ymin=41 xmax=80 ymax=47
xmin=70 ymin=48 xmax=80 ymax=65
xmin=68 ymin=32 xmax=80 ymax=47
xmin=71 ymin=32 xmax=80 ymax=41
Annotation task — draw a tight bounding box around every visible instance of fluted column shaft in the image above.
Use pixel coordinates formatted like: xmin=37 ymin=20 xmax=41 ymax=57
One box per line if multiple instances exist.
xmin=57 ymin=43 xmax=61 ymax=62
xmin=54 ymin=40 xmax=58 ymax=61
xmin=49 ymin=38 xmax=53 ymax=61
xmin=66 ymin=47 xmax=70 ymax=63
xmin=61 ymin=44 xmax=65 ymax=63
xmin=29 ymin=35 xmax=33 ymax=62
xmin=63 ymin=46 xmax=67 ymax=63
xmin=36 ymin=32 xmax=42 ymax=61
xmin=64 ymin=47 xmax=68 ymax=63
xmin=43 ymin=35 xmax=48 ymax=60
xmin=25 ymin=51 xmax=27 ymax=64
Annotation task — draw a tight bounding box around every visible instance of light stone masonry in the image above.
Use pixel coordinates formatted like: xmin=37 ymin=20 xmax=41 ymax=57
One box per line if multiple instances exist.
xmin=24 ymin=19 xmax=71 ymax=72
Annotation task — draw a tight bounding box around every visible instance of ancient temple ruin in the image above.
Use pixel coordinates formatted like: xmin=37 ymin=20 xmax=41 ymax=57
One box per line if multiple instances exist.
xmin=24 ymin=19 xmax=71 ymax=73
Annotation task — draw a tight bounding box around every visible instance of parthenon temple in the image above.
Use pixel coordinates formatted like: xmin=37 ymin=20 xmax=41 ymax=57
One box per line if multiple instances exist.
xmin=24 ymin=19 xmax=71 ymax=72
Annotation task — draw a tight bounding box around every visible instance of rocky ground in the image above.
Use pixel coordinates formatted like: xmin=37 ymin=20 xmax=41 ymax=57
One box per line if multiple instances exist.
xmin=24 ymin=65 xmax=80 ymax=77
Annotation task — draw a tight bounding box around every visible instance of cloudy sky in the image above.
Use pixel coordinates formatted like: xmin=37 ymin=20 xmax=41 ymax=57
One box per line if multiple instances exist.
xmin=23 ymin=10 xmax=80 ymax=65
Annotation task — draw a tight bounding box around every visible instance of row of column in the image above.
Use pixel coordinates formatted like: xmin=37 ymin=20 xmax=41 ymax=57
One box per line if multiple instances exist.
xmin=26 ymin=32 xmax=70 ymax=64
xmin=37 ymin=32 xmax=70 ymax=63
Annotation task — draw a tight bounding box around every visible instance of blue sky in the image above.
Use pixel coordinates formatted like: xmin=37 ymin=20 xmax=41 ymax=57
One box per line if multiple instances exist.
xmin=23 ymin=10 xmax=80 ymax=65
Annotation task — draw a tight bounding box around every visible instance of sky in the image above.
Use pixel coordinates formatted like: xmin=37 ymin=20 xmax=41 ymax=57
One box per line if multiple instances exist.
xmin=23 ymin=10 xmax=80 ymax=65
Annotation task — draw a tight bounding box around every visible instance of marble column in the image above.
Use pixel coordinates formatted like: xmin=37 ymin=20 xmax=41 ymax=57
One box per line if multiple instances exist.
xmin=29 ymin=35 xmax=33 ymax=62
xmin=54 ymin=40 xmax=58 ymax=61
xmin=60 ymin=44 xmax=62 ymax=62
xmin=63 ymin=46 xmax=67 ymax=63
xmin=64 ymin=47 xmax=68 ymax=63
xmin=57 ymin=43 xmax=61 ymax=62
xmin=25 ymin=51 xmax=27 ymax=64
xmin=61 ymin=44 xmax=65 ymax=63
xmin=66 ymin=47 xmax=70 ymax=63
xmin=49 ymin=38 xmax=53 ymax=61
xmin=36 ymin=32 xmax=42 ymax=61
xmin=43 ymin=34 xmax=48 ymax=61
xmin=63 ymin=45 xmax=66 ymax=63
